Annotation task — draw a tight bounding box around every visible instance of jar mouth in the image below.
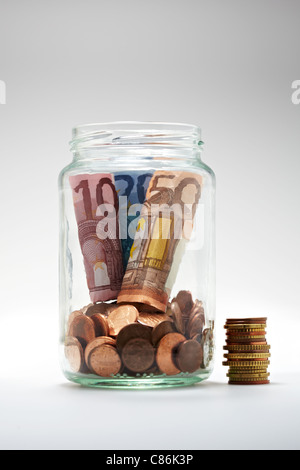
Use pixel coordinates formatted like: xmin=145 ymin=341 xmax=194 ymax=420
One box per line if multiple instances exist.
xmin=70 ymin=121 xmax=203 ymax=151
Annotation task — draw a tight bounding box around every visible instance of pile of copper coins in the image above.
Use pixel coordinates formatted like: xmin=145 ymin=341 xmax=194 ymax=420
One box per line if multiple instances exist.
xmin=222 ymin=317 xmax=271 ymax=385
xmin=64 ymin=290 xmax=214 ymax=378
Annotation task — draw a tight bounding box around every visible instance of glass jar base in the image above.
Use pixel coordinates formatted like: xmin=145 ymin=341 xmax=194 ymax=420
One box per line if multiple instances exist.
xmin=63 ymin=370 xmax=212 ymax=389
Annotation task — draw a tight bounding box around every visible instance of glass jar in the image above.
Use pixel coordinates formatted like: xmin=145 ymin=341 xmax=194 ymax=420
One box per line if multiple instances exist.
xmin=58 ymin=122 xmax=216 ymax=389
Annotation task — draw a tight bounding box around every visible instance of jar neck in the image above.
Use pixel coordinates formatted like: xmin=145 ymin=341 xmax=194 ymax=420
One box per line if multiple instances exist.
xmin=70 ymin=121 xmax=203 ymax=162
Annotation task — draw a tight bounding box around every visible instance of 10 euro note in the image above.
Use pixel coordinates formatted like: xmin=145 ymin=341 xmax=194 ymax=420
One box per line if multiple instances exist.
xmin=69 ymin=173 xmax=124 ymax=303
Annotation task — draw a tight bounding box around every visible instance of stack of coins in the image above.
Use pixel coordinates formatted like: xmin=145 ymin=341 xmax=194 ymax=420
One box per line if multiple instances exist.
xmin=223 ymin=317 xmax=271 ymax=385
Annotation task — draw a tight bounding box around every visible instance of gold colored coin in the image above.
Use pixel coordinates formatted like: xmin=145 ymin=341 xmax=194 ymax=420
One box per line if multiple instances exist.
xmin=223 ymin=344 xmax=270 ymax=351
xmin=228 ymin=375 xmax=270 ymax=382
xmin=226 ymin=372 xmax=270 ymax=380
xmin=223 ymin=360 xmax=270 ymax=367
xmin=229 ymin=361 xmax=268 ymax=372
xmin=227 ymin=372 xmax=270 ymax=379
xmin=224 ymin=324 xmax=267 ymax=329
xmin=228 ymin=366 xmax=268 ymax=371
xmin=229 ymin=380 xmax=270 ymax=385
xmin=228 ymin=373 xmax=269 ymax=377
xmin=226 ymin=328 xmax=266 ymax=333
xmin=224 ymin=353 xmax=271 ymax=359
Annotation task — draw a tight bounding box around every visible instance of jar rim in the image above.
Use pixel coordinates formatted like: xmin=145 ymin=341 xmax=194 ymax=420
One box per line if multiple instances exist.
xmin=70 ymin=121 xmax=203 ymax=151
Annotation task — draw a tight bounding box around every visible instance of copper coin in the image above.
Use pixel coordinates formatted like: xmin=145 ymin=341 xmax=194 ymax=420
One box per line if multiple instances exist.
xmin=188 ymin=313 xmax=205 ymax=339
xmin=116 ymin=323 xmax=152 ymax=351
xmin=67 ymin=310 xmax=84 ymax=333
xmin=226 ymin=341 xmax=268 ymax=347
xmin=90 ymin=313 xmax=109 ymax=337
xmin=165 ymin=303 xmax=173 ymax=317
xmin=85 ymin=303 xmax=109 ymax=317
xmin=106 ymin=303 xmax=118 ymax=315
xmin=144 ymin=364 xmax=160 ymax=375
xmin=64 ymin=336 xmax=85 ymax=373
xmin=137 ymin=312 xmax=172 ymax=328
xmin=81 ymin=303 xmax=93 ymax=314
xmin=191 ymin=333 xmax=202 ymax=343
xmin=122 ymin=338 xmax=155 ymax=373
xmin=226 ymin=318 xmax=267 ymax=324
xmin=225 ymin=323 xmax=267 ymax=328
xmin=152 ymin=321 xmax=176 ymax=347
xmin=226 ymin=338 xmax=267 ymax=344
xmin=156 ymin=332 xmax=186 ymax=376
xmin=175 ymin=340 xmax=203 ymax=373
xmin=130 ymin=303 xmax=161 ymax=314
xmin=108 ymin=304 xmax=139 ymax=336
xmin=170 ymin=301 xmax=185 ymax=335
xmin=189 ymin=300 xmax=205 ymax=324
xmin=88 ymin=344 xmax=122 ymax=377
xmin=226 ymin=330 xmax=266 ymax=336
xmin=85 ymin=336 xmax=116 ymax=367
xmin=225 ymin=350 xmax=270 ymax=355
xmin=173 ymin=291 xmax=194 ymax=319
xmin=68 ymin=315 xmax=96 ymax=346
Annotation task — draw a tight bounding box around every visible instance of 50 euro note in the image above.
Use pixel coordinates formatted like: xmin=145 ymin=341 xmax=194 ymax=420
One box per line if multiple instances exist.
xmin=69 ymin=173 xmax=124 ymax=303
xmin=117 ymin=171 xmax=202 ymax=312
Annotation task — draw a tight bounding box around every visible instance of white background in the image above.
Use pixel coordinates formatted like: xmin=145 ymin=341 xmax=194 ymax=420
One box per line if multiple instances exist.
xmin=0 ymin=0 xmax=299 ymax=450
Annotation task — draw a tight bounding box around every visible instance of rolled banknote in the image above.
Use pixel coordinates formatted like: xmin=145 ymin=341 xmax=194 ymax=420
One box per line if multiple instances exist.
xmin=117 ymin=171 xmax=202 ymax=312
xmin=114 ymin=171 xmax=153 ymax=269
xmin=69 ymin=173 xmax=124 ymax=303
